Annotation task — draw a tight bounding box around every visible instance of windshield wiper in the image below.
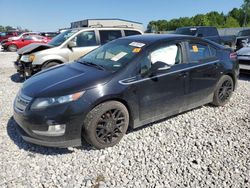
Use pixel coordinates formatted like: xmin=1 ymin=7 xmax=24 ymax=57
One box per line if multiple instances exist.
xmin=78 ymin=60 xmax=105 ymax=70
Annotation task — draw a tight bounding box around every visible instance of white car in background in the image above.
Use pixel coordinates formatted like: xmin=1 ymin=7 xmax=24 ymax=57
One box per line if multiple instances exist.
xmin=237 ymin=44 xmax=250 ymax=71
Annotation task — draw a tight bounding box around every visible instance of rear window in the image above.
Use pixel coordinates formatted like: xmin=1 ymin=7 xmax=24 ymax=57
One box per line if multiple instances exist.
xmin=238 ymin=30 xmax=250 ymax=37
xmin=124 ymin=30 xmax=141 ymax=36
xmin=99 ymin=30 xmax=122 ymax=45
xmin=175 ymin=28 xmax=197 ymax=36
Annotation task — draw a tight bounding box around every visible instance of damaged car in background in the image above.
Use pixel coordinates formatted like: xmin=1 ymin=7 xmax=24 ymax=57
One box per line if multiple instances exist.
xmin=14 ymin=26 xmax=142 ymax=78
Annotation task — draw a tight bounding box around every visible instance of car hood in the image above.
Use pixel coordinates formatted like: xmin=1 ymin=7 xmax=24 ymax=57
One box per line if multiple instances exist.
xmin=22 ymin=62 xmax=112 ymax=98
xmin=17 ymin=43 xmax=54 ymax=55
xmin=237 ymin=46 xmax=250 ymax=55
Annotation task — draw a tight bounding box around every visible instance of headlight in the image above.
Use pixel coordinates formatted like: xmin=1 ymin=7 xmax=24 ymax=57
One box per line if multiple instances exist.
xmin=30 ymin=91 xmax=85 ymax=110
xmin=20 ymin=54 xmax=35 ymax=62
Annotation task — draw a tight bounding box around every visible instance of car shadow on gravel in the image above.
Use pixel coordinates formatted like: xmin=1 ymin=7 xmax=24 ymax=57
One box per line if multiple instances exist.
xmin=7 ymin=117 xmax=78 ymax=155
xmin=10 ymin=73 xmax=25 ymax=83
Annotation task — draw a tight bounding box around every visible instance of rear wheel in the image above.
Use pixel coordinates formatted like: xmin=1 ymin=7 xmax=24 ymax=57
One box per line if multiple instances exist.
xmin=42 ymin=62 xmax=60 ymax=70
xmin=83 ymin=101 xmax=129 ymax=149
xmin=7 ymin=44 xmax=17 ymax=52
xmin=212 ymin=75 xmax=234 ymax=106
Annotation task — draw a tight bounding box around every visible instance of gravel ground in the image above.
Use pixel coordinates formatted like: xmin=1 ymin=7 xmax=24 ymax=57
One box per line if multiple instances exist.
xmin=0 ymin=51 xmax=249 ymax=188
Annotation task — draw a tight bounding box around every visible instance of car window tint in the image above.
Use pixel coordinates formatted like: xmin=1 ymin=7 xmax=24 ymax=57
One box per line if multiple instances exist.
xmin=74 ymin=31 xmax=97 ymax=47
xmin=209 ymin=46 xmax=217 ymax=57
xmin=188 ymin=43 xmax=211 ymax=62
xmin=23 ymin=36 xmax=33 ymax=40
xmin=124 ymin=30 xmax=141 ymax=36
xmin=99 ymin=30 xmax=122 ymax=45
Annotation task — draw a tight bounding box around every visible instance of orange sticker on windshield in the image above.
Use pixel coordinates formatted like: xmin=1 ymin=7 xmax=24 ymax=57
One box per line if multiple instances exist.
xmin=133 ymin=48 xmax=141 ymax=53
xmin=192 ymin=45 xmax=199 ymax=52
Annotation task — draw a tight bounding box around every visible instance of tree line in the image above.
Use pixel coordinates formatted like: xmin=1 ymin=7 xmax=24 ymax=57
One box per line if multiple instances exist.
xmin=0 ymin=25 xmax=30 ymax=32
xmin=147 ymin=0 xmax=250 ymax=32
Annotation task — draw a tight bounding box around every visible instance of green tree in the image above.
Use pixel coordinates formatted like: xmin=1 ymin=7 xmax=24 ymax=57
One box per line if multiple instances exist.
xmin=206 ymin=11 xmax=225 ymax=27
xmin=242 ymin=0 xmax=250 ymax=26
xmin=0 ymin=25 xmax=5 ymax=32
xmin=223 ymin=16 xmax=240 ymax=28
xmin=193 ymin=14 xmax=210 ymax=26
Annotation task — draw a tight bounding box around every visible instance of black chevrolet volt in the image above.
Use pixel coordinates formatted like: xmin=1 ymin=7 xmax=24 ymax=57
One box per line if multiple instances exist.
xmin=13 ymin=34 xmax=239 ymax=149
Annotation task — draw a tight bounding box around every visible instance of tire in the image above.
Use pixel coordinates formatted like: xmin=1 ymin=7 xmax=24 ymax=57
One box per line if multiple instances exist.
xmin=212 ymin=75 xmax=234 ymax=106
xmin=7 ymin=44 xmax=17 ymax=52
xmin=83 ymin=101 xmax=129 ymax=149
xmin=42 ymin=62 xmax=60 ymax=70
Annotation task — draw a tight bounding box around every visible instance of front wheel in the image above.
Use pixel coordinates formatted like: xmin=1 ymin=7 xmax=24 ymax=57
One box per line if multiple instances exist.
xmin=83 ymin=101 xmax=129 ymax=149
xmin=7 ymin=44 xmax=17 ymax=52
xmin=212 ymin=75 xmax=234 ymax=106
xmin=42 ymin=62 xmax=60 ymax=70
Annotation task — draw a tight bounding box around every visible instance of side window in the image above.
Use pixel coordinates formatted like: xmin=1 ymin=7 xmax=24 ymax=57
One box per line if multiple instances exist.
xmin=23 ymin=36 xmax=33 ymax=40
xmin=209 ymin=46 xmax=217 ymax=57
xmin=74 ymin=31 xmax=97 ymax=47
xmin=140 ymin=44 xmax=182 ymax=74
xmin=188 ymin=43 xmax=211 ymax=62
xmin=99 ymin=30 xmax=122 ymax=45
xmin=124 ymin=30 xmax=141 ymax=36
xmin=150 ymin=44 xmax=181 ymax=66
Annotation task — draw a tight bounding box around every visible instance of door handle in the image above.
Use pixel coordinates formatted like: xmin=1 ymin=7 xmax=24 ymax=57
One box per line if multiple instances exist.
xmin=178 ymin=72 xmax=188 ymax=78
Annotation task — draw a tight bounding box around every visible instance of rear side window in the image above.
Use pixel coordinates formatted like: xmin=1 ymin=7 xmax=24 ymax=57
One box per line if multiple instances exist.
xmin=124 ymin=30 xmax=141 ymax=36
xmin=188 ymin=43 xmax=211 ymax=62
xmin=99 ymin=30 xmax=122 ymax=45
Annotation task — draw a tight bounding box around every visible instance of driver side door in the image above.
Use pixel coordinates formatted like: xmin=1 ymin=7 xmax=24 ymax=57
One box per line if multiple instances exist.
xmin=135 ymin=42 xmax=189 ymax=121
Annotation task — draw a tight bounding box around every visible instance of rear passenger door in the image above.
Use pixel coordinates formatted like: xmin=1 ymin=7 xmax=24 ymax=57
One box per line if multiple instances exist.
xmin=185 ymin=41 xmax=221 ymax=106
xmin=98 ymin=30 xmax=122 ymax=45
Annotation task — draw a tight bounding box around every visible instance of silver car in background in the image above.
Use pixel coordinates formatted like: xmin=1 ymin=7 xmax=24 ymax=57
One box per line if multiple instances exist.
xmin=14 ymin=27 xmax=143 ymax=77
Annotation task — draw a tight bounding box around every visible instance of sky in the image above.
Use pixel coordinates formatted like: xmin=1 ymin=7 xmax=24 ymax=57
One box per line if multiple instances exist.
xmin=0 ymin=0 xmax=244 ymax=32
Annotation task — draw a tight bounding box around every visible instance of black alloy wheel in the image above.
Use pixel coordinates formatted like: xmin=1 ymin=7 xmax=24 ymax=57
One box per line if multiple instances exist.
xmin=218 ymin=80 xmax=233 ymax=103
xmin=212 ymin=75 xmax=234 ymax=106
xmin=96 ymin=109 xmax=126 ymax=144
xmin=83 ymin=101 xmax=129 ymax=149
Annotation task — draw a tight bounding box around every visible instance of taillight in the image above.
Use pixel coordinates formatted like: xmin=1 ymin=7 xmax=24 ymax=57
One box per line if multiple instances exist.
xmin=230 ymin=52 xmax=237 ymax=61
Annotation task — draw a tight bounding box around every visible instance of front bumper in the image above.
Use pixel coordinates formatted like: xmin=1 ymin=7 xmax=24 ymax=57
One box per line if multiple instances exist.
xmin=14 ymin=60 xmax=33 ymax=76
xmin=237 ymin=55 xmax=250 ymax=71
xmin=13 ymin=97 xmax=90 ymax=148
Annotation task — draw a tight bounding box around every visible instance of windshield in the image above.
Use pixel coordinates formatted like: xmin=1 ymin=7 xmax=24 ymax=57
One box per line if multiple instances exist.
xmin=238 ymin=30 xmax=250 ymax=37
xmin=175 ymin=28 xmax=197 ymax=36
xmin=48 ymin=29 xmax=79 ymax=46
xmin=78 ymin=39 xmax=146 ymax=72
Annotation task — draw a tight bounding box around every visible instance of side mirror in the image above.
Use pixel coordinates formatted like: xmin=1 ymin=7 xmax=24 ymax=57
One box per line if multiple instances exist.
xmin=151 ymin=61 xmax=171 ymax=72
xmin=142 ymin=61 xmax=171 ymax=77
xmin=68 ymin=40 xmax=77 ymax=49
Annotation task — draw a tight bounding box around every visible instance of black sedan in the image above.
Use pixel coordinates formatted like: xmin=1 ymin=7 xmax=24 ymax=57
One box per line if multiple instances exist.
xmin=13 ymin=34 xmax=239 ymax=149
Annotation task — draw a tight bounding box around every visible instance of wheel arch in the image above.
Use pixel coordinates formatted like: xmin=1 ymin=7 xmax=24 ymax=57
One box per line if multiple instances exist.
xmin=87 ymin=97 xmax=135 ymax=131
xmin=42 ymin=59 xmax=64 ymax=67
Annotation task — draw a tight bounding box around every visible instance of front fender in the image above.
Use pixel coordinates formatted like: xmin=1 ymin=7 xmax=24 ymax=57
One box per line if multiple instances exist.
xmin=33 ymin=54 xmax=68 ymax=66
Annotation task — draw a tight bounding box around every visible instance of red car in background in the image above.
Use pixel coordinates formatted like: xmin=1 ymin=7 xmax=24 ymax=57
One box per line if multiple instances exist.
xmin=1 ymin=35 xmax=51 ymax=52
xmin=0 ymin=31 xmax=22 ymax=42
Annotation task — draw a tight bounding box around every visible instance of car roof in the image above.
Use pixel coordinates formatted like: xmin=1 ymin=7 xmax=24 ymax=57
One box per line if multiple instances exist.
xmin=119 ymin=34 xmax=195 ymax=43
xmin=68 ymin=27 xmax=142 ymax=32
